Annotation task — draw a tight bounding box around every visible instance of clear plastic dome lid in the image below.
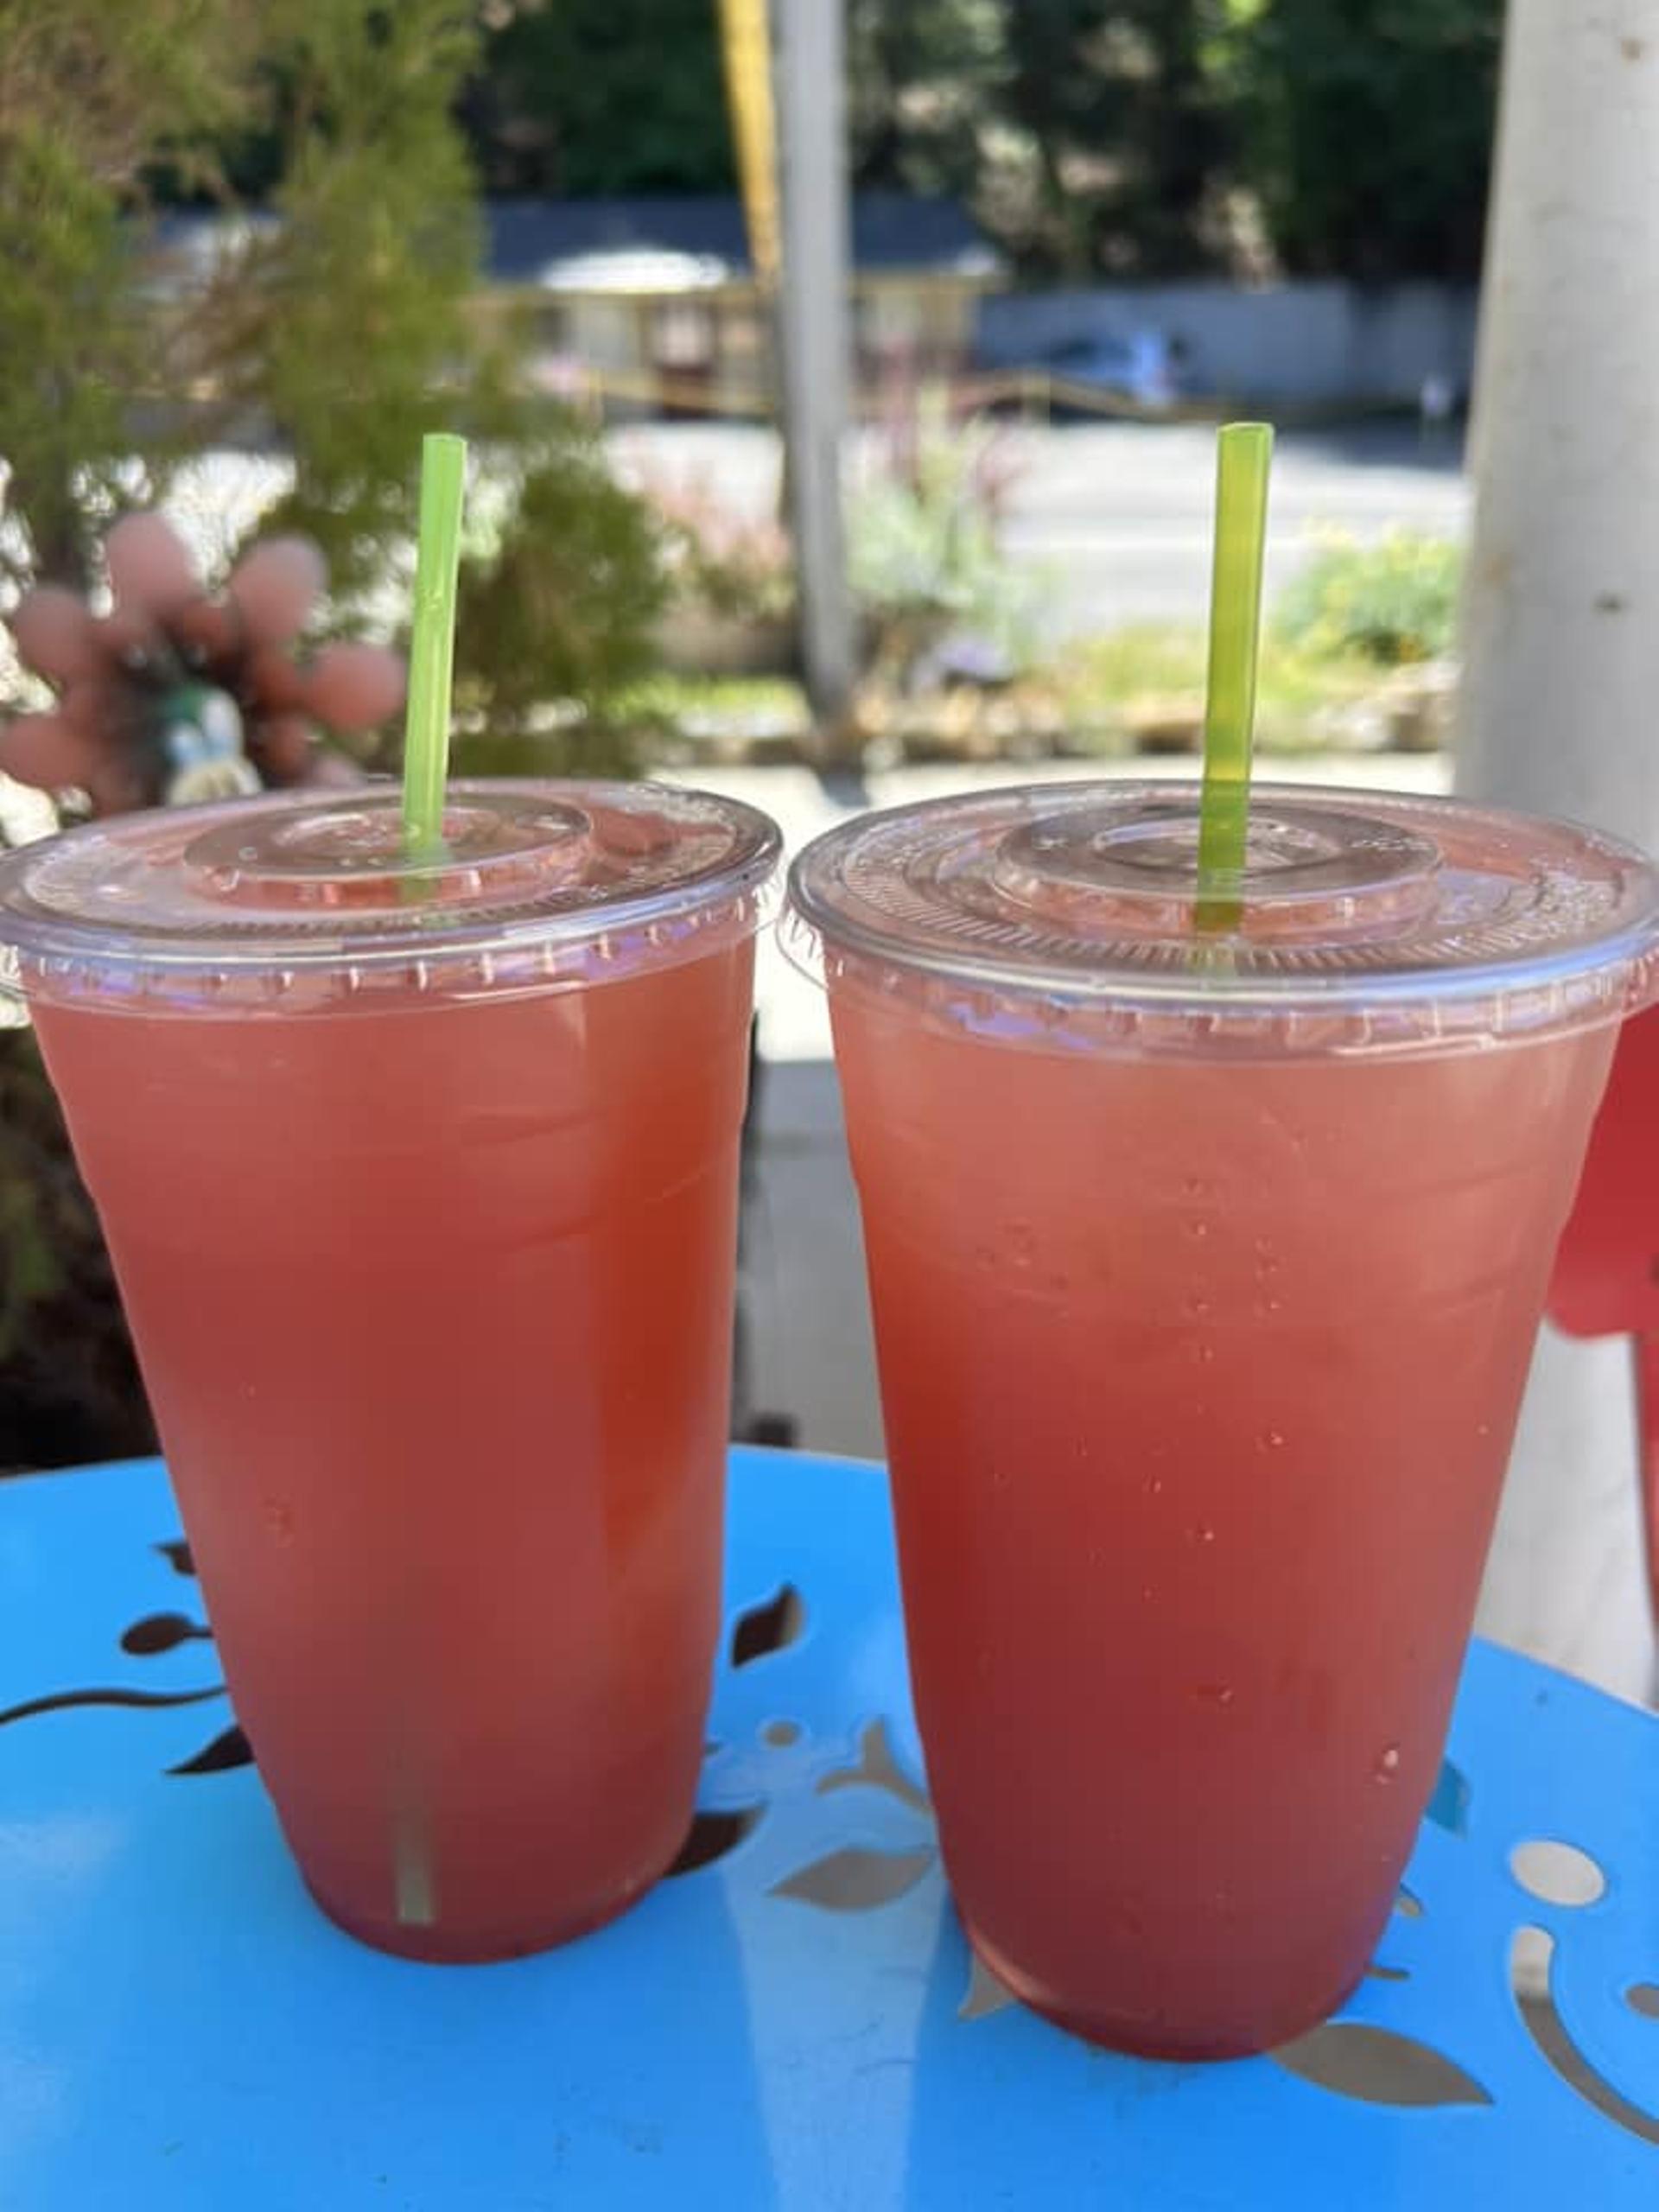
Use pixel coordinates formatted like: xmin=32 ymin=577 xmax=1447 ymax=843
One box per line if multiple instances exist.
xmin=0 ymin=779 xmax=781 ymax=1006
xmin=785 ymin=781 xmax=1659 ymax=1055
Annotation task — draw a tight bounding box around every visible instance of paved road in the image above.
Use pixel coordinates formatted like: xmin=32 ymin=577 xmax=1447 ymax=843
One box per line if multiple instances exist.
xmin=151 ymin=420 xmax=1468 ymax=647
xmin=612 ymin=418 xmax=1471 ymax=640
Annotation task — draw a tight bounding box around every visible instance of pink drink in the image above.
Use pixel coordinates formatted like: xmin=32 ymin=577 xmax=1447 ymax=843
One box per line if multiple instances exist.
xmin=790 ymin=782 xmax=1659 ymax=2056
xmin=0 ymin=781 xmax=779 ymax=1960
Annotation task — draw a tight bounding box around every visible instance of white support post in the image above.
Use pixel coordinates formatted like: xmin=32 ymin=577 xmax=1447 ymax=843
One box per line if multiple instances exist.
xmin=1457 ymin=1 xmax=1659 ymax=1700
xmin=771 ymin=0 xmax=857 ymax=752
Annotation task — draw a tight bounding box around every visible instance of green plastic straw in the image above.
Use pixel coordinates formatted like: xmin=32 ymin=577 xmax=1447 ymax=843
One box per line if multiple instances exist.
xmin=1196 ymin=423 xmax=1273 ymax=931
xmin=401 ymin=432 xmax=467 ymax=859
xmin=390 ymin=432 xmax=466 ymax=1929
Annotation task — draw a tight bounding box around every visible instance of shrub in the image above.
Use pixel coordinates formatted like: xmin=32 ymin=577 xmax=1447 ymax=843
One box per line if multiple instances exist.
xmin=1274 ymin=531 xmax=1464 ymax=667
xmin=849 ymin=389 xmax=1044 ymax=681
xmin=448 ymin=419 xmax=670 ymax=775
xmin=645 ymin=473 xmax=796 ymax=627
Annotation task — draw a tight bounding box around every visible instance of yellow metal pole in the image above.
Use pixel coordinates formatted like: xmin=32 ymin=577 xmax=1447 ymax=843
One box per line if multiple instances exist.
xmin=717 ymin=0 xmax=781 ymax=292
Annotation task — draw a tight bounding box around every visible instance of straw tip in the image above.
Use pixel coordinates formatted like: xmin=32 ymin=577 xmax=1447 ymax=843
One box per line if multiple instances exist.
xmin=420 ymin=432 xmax=468 ymax=485
xmin=402 ymin=428 xmax=468 ymax=857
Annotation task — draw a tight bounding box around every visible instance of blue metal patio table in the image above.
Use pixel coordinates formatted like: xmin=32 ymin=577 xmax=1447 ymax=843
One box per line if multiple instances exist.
xmin=1 ymin=1445 xmax=1656 ymax=2208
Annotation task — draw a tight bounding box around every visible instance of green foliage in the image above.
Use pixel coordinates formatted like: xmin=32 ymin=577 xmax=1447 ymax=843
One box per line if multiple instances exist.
xmin=847 ymin=0 xmax=1003 ymax=203
xmin=460 ymin=0 xmax=1246 ymax=277
xmin=0 ymin=0 xmax=244 ymax=180
xmin=650 ymin=480 xmax=795 ymax=626
xmin=0 ymin=0 xmax=664 ymax=745
xmin=991 ymin=0 xmax=1241 ymax=278
xmin=1236 ymin=0 xmax=1502 ymax=280
xmin=607 ymin=671 xmax=807 ymax=729
xmin=1057 ymin=619 xmax=1378 ymax=748
xmin=0 ymin=1 xmax=680 ymax=1475
xmin=868 ymin=0 xmax=1500 ymax=280
xmin=600 ymin=671 xmax=809 ymax=762
xmin=455 ymin=0 xmax=1498 ymax=283
xmin=450 ymin=418 xmax=670 ymax=767
xmin=0 ymin=0 xmax=481 ymax=595
xmin=467 ymin=0 xmax=734 ymax=195
xmin=198 ymin=1 xmax=485 ymax=595
xmin=0 ymin=0 xmax=245 ymax=586
xmin=1058 ymin=621 xmax=1211 ymax=708
xmin=1274 ymin=532 xmax=1464 ymax=667
xmin=0 ymin=130 xmax=139 ymax=588
xmin=849 ymin=397 xmax=1043 ymax=675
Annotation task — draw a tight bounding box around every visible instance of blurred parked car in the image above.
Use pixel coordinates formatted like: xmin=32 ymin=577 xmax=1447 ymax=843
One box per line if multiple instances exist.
xmin=1036 ymin=329 xmax=1181 ymax=412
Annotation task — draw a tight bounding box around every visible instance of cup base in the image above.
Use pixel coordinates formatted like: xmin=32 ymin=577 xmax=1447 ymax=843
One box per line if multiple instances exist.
xmin=962 ymin=1917 xmax=1365 ymax=2063
xmin=305 ymin=1855 xmax=668 ymax=1966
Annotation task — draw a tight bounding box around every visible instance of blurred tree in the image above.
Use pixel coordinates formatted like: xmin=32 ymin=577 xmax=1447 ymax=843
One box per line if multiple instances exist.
xmin=0 ymin=0 xmax=245 ymax=587
xmin=846 ymin=0 xmax=1002 ymax=202
xmin=0 ymin=1 xmax=673 ymax=1476
xmin=848 ymin=0 xmax=1244 ymax=280
xmin=0 ymin=0 xmax=483 ymax=599
xmin=451 ymin=421 xmax=669 ymax=765
xmin=462 ymin=0 xmax=734 ymax=195
xmin=1235 ymin=0 xmax=1503 ymax=281
xmin=1127 ymin=0 xmax=1241 ymax=270
xmin=193 ymin=0 xmax=486 ymax=596
xmin=993 ymin=0 xmax=1240 ymax=277
xmin=0 ymin=0 xmax=668 ymax=689
xmin=451 ymin=0 xmax=1498 ymax=285
xmin=27 ymin=3 xmax=1497 ymax=303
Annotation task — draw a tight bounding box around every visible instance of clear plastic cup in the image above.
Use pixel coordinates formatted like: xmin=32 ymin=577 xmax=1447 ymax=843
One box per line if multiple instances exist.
xmin=0 ymin=779 xmax=780 ymax=1960
xmin=785 ymin=780 xmax=1659 ymax=2057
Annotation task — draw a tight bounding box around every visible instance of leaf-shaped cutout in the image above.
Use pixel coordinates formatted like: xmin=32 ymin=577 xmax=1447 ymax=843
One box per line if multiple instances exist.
xmin=816 ymin=1718 xmax=933 ymax=1816
xmin=1364 ymin=1963 xmax=1410 ymax=1984
xmin=664 ymin=1802 xmax=765 ymax=1877
xmin=771 ymin=1845 xmax=935 ymax=1911
xmin=1274 ymin=2022 xmax=1492 ymax=2107
xmin=121 ymin=1611 xmax=211 ymax=1656
xmin=168 ymin=1724 xmax=253 ymax=1777
xmin=155 ymin=1540 xmax=196 ymax=1579
xmin=730 ymin=1585 xmax=805 ymax=1668
xmin=1394 ymin=1885 xmax=1425 ymax=1919
xmin=959 ymin=1950 xmax=1019 ymax=2021
xmin=1425 ymin=1758 xmax=1470 ymax=1837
